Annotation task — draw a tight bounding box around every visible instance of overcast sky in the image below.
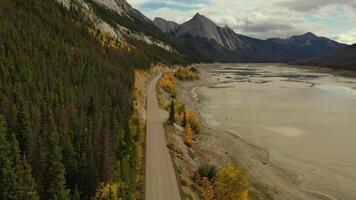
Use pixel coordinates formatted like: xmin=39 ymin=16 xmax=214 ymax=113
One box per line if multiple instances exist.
xmin=127 ymin=0 xmax=356 ymax=44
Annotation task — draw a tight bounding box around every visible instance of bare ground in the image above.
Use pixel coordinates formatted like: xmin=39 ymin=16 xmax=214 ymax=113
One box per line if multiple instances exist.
xmin=162 ymin=64 xmax=337 ymax=200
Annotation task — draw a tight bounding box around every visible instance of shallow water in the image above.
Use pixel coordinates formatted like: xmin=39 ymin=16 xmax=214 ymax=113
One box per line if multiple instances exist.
xmin=197 ymin=64 xmax=356 ymax=199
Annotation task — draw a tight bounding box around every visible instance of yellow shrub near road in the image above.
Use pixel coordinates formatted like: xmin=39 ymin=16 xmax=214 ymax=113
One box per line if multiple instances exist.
xmin=159 ymin=73 xmax=176 ymax=95
xmin=175 ymin=67 xmax=199 ymax=80
xmin=214 ymin=164 xmax=250 ymax=200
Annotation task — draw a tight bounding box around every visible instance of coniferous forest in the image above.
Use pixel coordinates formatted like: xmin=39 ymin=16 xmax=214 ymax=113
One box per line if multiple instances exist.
xmin=0 ymin=0 xmax=187 ymax=199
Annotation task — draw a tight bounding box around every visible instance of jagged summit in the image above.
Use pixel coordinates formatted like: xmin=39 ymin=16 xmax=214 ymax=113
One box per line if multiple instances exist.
xmin=153 ymin=17 xmax=179 ymax=33
xmin=177 ymin=12 xmax=223 ymax=45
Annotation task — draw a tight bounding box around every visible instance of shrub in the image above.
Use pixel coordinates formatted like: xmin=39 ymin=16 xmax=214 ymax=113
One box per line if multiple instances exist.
xmin=94 ymin=182 xmax=125 ymax=200
xmin=186 ymin=111 xmax=203 ymax=133
xmin=197 ymin=176 xmax=215 ymax=200
xmin=159 ymin=73 xmax=176 ymax=95
xmin=175 ymin=67 xmax=199 ymax=81
xmin=196 ymin=164 xmax=217 ymax=181
xmin=214 ymin=165 xmax=250 ymax=200
xmin=184 ymin=124 xmax=193 ymax=147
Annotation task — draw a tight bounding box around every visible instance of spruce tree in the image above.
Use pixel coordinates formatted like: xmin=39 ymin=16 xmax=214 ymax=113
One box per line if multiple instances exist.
xmin=62 ymin=132 xmax=78 ymax=192
xmin=38 ymin=115 xmax=69 ymax=200
xmin=0 ymin=116 xmax=39 ymax=200
xmin=169 ymin=99 xmax=175 ymax=123
xmin=72 ymin=185 xmax=80 ymax=200
xmin=14 ymin=103 xmax=30 ymax=157
xmin=182 ymin=111 xmax=187 ymax=128
xmin=0 ymin=115 xmax=16 ymax=200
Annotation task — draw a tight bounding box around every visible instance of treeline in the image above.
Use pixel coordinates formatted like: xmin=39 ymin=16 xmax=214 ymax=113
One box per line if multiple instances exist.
xmin=0 ymin=0 xmax=186 ymax=200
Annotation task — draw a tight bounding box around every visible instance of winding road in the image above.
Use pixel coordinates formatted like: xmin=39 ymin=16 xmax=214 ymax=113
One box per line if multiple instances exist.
xmin=145 ymin=74 xmax=181 ymax=200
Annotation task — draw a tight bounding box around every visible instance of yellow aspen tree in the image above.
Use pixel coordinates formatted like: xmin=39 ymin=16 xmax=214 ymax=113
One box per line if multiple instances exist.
xmin=184 ymin=124 xmax=193 ymax=146
xmin=214 ymin=164 xmax=250 ymax=200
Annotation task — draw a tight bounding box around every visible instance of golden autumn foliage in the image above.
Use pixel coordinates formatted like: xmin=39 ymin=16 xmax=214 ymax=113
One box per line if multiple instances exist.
xmin=185 ymin=111 xmax=203 ymax=133
xmin=87 ymin=27 xmax=133 ymax=50
xmin=132 ymin=69 xmax=152 ymax=103
xmin=184 ymin=124 xmax=193 ymax=146
xmin=214 ymin=164 xmax=250 ymax=200
xmin=159 ymin=73 xmax=176 ymax=95
xmin=94 ymin=182 xmax=125 ymax=200
xmin=165 ymin=100 xmax=185 ymax=114
xmin=196 ymin=176 xmax=215 ymax=200
xmin=175 ymin=67 xmax=199 ymax=81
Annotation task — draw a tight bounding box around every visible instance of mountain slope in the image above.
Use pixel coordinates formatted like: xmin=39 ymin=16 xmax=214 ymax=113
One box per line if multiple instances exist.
xmin=268 ymin=32 xmax=346 ymax=59
xmin=298 ymin=44 xmax=356 ymax=70
xmin=154 ymin=14 xmax=347 ymax=62
xmin=0 ymin=0 xmax=187 ymax=200
xmin=91 ymin=0 xmax=151 ymax=22
xmin=57 ymin=0 xmax=182 ymax=54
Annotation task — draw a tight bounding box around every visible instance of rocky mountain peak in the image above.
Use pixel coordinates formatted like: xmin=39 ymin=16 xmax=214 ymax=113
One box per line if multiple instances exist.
xmin=153 ymin=17 xmax=179 ymax=33
xmin=190 ymin=12 xmax=216 ymax=25
xmin=301 ymin=32 xmax=318 ymax=38
xmin=177 ymin=13 xmax=223 ymax=44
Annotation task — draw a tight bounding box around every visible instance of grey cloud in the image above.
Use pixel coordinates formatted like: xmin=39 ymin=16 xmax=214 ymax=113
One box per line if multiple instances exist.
xmin=277 ymin=0 xmax=356 ymax=12
xmin=226 ymin=19 xmax=304 ymax=39
xmin=238 ymin=20 xmax=296 ymax=33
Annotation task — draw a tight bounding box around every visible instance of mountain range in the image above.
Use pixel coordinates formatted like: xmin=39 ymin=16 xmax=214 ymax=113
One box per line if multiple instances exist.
xmin=56 ymin=0 xmax=353 ymax=67
xmin=154 ymin=13 xmax=347 ymax=63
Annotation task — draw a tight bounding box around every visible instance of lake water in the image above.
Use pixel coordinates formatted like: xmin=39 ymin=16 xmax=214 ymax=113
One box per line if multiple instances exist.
xmin=196 ymin=64 xmax=356 ymax=199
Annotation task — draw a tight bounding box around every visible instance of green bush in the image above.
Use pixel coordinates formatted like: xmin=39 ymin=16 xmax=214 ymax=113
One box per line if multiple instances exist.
xmin=196 ymin=164 xmax=217 ymax=181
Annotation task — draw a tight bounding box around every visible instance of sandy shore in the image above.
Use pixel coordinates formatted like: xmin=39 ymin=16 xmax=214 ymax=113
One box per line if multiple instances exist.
xmin=172 ymin=63 xmax=348 ymax=200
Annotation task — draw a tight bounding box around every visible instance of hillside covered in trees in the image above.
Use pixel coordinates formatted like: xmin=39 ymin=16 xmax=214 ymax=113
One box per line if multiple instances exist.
xmin=0 ymin=0 xmax=187 ymax=200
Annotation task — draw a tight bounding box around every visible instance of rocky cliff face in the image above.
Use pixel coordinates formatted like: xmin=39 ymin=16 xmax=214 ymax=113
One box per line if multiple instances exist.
xmin=56 ymin=0 xmax=176 ymax=53
xmin=92 ymin=0 xmax=151 ymax=22
xmin=153 ymin=17 xmax=179 ymax=34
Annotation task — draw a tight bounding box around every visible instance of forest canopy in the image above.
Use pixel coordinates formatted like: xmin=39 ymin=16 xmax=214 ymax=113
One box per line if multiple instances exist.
xmin=0 ymin=0 xmax=187 ymax=199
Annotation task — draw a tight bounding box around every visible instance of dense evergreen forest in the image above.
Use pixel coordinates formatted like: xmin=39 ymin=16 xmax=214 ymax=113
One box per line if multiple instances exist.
xmin=0 ymin=0 xmax=187 ymax=199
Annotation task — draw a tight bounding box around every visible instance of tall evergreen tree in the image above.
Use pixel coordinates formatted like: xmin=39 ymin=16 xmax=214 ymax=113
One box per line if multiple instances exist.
xmin=169 ymin=99 xmax=176 ymax=123
xmin=62 ymin=132 xmax=78 ymax=192
xmin=38 ymin=115 xmax=69 ymax=200
xmin=0 ymin=115 xmax=39 ymax=200
xmin=14 ymin=103 xmax=30 ymax=157
xmin=182 ymin=111 xmax=187 ymax=128
xmin=0 ymin=115 xmax=16 ymax=200
xmin=72 ymin=185 xmax=80 ymax=200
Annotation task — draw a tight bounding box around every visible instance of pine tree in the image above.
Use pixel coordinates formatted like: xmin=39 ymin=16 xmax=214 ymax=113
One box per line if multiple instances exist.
xmin=182 ymin=111 xmax=187 ymax=128
xmin=169 ymin=99 xmax=175 ymax=123
xmin=0 ymin=115 xmax=16 ymax=200
xmin=72 ymin=185 xmax=80 ymax=200
xmin=62 ymin=132 xmax=78 ymax=192
xmin=0 ymin=115 xmax=39 ymax=200
xmin=38 ymin=115 xmax=69 ymax=200
xmin=14 ymin=103 xmax=30 ymax=157
xmin=15 ymin=159 xmax=40 ymax=200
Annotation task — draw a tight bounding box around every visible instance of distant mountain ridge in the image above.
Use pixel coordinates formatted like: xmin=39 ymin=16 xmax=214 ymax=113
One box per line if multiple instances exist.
xmin=58 ymin=0 xmax=348 ymax=63
xmin=298 ymin=44 xmax=356 ymax=70
xmin=154 ymin=14 xmax=347 ymax=62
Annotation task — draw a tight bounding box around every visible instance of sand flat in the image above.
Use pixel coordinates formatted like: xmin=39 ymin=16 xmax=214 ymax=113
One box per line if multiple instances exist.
xmin=195 ymin=64 xmax=356 ymax=199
